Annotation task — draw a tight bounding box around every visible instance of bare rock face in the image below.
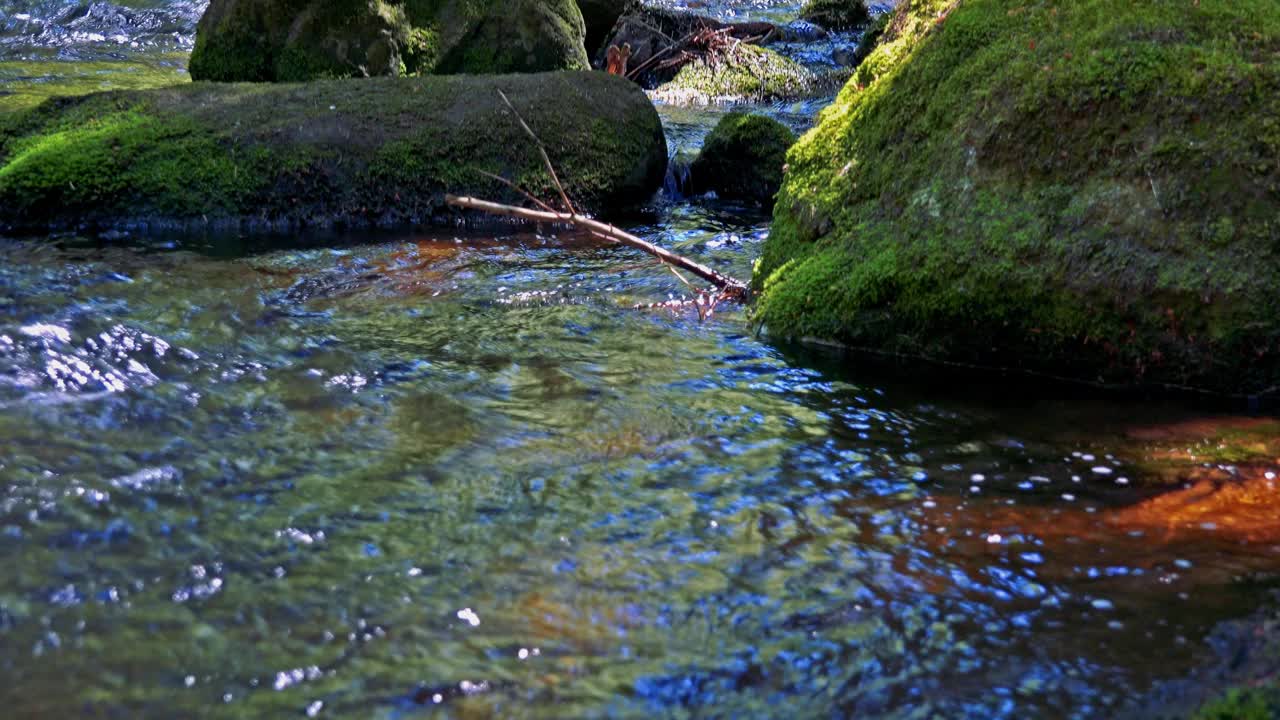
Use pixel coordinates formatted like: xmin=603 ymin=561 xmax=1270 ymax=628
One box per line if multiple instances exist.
xmin=188 ymin=0 xmax=590 ymax=82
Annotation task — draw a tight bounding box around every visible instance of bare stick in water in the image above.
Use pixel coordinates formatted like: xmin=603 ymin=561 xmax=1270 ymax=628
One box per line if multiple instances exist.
xmin=445 ymin=194 xmax=750 ymax=300
xmin=451 ymin=90 xmax=751 ymax=302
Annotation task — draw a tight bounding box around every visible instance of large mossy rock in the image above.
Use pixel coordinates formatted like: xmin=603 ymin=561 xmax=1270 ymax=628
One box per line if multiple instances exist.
xmin=754 ymin=0 xmax=1280 ymax=397
xmin=0 ymin=72 xmax=666 ymax=231
xmin=188 ymin=0 xmax=591 ymax=82
xmin=689 ymin=112 xmax=795 ymax=205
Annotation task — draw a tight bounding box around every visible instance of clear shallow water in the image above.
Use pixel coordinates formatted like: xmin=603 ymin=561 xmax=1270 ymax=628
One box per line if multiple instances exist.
xmin=4 ymin=1 xmax=1280 ymax=719
xmin=3 ymin=218 xmax=1280 ymax=719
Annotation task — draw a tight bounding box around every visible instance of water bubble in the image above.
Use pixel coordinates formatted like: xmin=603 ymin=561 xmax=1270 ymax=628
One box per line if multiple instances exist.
xmin=457 ymin=608 xmax=481 ymax=627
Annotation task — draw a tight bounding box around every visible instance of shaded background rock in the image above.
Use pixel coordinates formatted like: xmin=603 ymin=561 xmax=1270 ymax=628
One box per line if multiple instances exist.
xmin=799 ymin=0 xmax=870 ymax=32
xmin=188 ymin=0 xmax=591 ymax=83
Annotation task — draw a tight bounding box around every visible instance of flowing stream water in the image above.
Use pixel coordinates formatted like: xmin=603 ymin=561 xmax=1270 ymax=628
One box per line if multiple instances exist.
xmin=3 ymin=2 xmax=1280 ymax=719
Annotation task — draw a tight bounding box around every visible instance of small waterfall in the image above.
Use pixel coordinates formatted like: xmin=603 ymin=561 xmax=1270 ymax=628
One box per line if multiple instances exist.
xmin=662 ymin=151 xmax=695 ymax=199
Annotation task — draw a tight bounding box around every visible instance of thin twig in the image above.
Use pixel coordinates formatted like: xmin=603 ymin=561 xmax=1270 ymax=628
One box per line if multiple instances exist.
xmin=497 ymin=89 xmax=577 ymax=216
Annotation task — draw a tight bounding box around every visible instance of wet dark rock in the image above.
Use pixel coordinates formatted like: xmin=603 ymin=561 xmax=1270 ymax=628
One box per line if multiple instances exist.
xmin=577 ymin=0 xmax=633 ymax=57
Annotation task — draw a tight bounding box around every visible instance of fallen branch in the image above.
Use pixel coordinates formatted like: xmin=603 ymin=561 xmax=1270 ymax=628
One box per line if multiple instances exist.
xmin=445 ymin=194 xmax=750 ymax=301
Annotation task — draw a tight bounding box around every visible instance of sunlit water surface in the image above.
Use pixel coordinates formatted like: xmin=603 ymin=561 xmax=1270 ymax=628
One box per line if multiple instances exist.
xmin=3 ymin=1 xmax=1280 ymax=719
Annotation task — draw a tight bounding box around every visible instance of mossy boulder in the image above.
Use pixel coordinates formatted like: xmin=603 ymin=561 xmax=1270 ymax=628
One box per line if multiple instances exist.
xmin=188 ymin=0 xmax=591 ymax=83
xmin=800 ymin=0 xmax=870 ymax=32
xmin=0 ymin=71 xmax=666 ymax=232
xmin=688 ymin=112 xmax=795 ymax=205
xmin=754 ymin=0 xmax=1280 ymax=398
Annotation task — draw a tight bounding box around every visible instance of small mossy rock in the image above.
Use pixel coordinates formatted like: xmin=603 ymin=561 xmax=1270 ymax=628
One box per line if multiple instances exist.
xmin=0 ymin=72 xmax=666 ymax=232
xmin=577 ymin=0 xmax=633 ymax=57
xmin=655 ymin=43 xmax=828 ymax=104
xmin=688 ymin=112 xmax=795 ymax=205
xmin=800 ymin=0 xmax=870 ymax=32
xmin=188 ymin=0 xmax=590 ymax=83
xmin=755 ymin=0 xmax=1280 ymax=398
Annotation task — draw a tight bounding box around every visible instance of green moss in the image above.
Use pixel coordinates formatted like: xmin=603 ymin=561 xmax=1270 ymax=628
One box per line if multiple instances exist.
xmin=688 ymin=112 xmax=796 ymax=204
xmin=755 ymin=0 xmax=1280 ymax=396
xmin=801 ymin=0 xmax=871 ymax=31
xmin=0 ymin=71 xmax=665 ymax=231
xmin=0 ymin=57 xmax=190 ymax=114
xmin=658 ymin=43 xmax=837 ymax=104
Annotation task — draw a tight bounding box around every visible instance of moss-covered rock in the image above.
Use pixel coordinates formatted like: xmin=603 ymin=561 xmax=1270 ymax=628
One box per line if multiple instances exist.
xmin=800 ymin=0 xmax=871 ymax=32
xmin=1194 ymin=688 xmax=1280 ymax=720
xmin=654 ymin=43 xmax=835 ymax=104
xmin=688 ymin=112 xmax=795 ymax=205
xmin=188 ymin=0 xmax=591 ymax=83
xmin=0 ymin=71 xmax=666 ymax=232
xmin=754 ymin=0 xmax=1280 ymax=398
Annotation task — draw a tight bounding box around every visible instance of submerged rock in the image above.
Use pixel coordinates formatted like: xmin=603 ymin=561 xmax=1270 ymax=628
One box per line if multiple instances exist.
xmin=688 ymin=112 xmax=795 ymax=205
xmin=188 ymin=0 xmax=591 ymax=82
xmin=0 ymin=71 xmax=666 ymax=232
xmin=754 ymin=0 xmax=1280 ymax=398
